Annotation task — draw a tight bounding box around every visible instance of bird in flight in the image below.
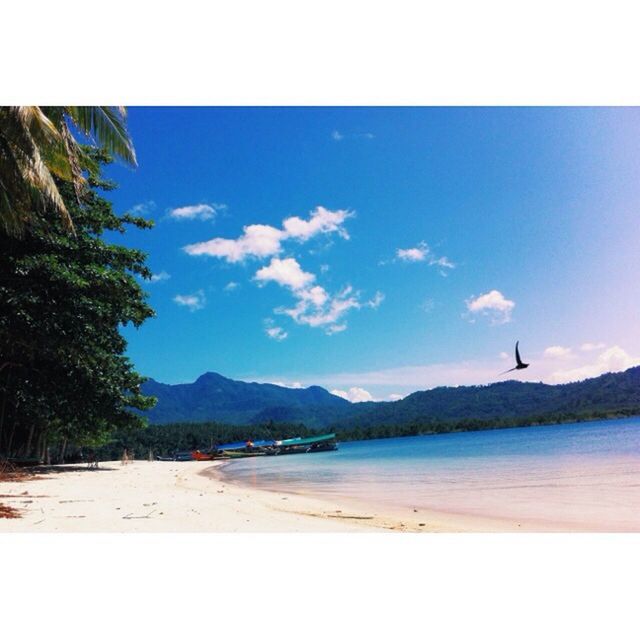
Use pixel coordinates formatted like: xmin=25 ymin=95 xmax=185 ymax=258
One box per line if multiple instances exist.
xmin=500 ymin=341 xmax=530 ymax=375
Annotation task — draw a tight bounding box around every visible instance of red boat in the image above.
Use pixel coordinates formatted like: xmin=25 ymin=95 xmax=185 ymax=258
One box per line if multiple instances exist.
xmin=191 ymin=450 xmax=217 ymax=461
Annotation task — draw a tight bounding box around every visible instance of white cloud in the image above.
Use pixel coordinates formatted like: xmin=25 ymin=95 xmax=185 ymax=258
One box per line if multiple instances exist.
xmin=421 ymin=298 xmax=436 ymax=314
xmin=499 ymin=351 xmax=510 ymax=360
xmin=580 ymin=342 xmax=606 ymax=352
xmin=548 ymin=346 xmax=640 ymax=384
xmin=297 ymin=285 xmax=330 ymax=307
xmin=129 ymin=201 xmax=156 ymax=216
xmin=283 ymin=206 xmax=351 ymax=241
xmin=169 ymin=203 xmax=223 ymax=221
xmin=224 ymin=281 xmax=240 ymax=292
xmin=543 ymin=346 xmax=572 ymax=359
xmin=255 ymin=257 xmax=315 ymax=290
xmin=367 ymin=291 xmax=385 ymax=308
xmin=331 ymin=130 xmax=374 ymax=141
xmin=251 ymin=258 xmax=383 ymax=336
xmin=183 ymin=206 xmax=351 ymax=263
xmin=278 ymin=284 xmax=383 ymax=335
xmin=388 ymin=393 xmax=406 ymax=401
xmin=319 ymin=264 xmax=330 ymax=274
xmin=265 ymin=325 xmax=288 ymax=341
xmin=326 ymin=323 xmax=347 ymax=335
xmin=394 ymin=241 xmax=455 ymax=273
xmin=263 ymin=318 xmax=288 ymax=341
xmin=182 ymin=204 xmax=379 ymax=336
xmin=184 ymin=223 xmax=284 ymax=262
xmin=173 ymin=290 xmax=206 ymax=311
xmin=431 ymin=256 xmax=456 ymax=270
xmin=149 ymin=270 xmax=170 ymax=283
xmin=330 ymin=387 xmax=374 ymax=402
xmin=267 ymin=380 xmax=303 ymax=388
xmin=397 ymin=246 xmax=427 ymax=262
xmin=465 ymin=289 xmax=515 ymax=325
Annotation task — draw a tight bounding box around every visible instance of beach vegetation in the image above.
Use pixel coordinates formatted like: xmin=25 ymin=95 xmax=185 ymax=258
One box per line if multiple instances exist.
xmin=0 ymin=147 xmax=155 ymax=461
xmin=0 ymin=106 xmax=135 ymax=237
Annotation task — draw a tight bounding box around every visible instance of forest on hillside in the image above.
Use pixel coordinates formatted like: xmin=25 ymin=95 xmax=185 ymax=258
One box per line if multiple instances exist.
xmin=94 ymin=404 xmax=640 ymax=461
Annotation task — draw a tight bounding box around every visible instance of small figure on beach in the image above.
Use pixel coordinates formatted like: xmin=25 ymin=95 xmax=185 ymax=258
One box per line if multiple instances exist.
xmin=87 ymin=451 xmax=99 ymax=469
xmin=500 ymin=341 xmax=530 ymax=375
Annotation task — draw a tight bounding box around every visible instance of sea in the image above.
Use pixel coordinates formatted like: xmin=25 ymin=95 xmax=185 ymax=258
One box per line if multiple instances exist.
xmin=219 ymin=417 xmax=640 ymax=530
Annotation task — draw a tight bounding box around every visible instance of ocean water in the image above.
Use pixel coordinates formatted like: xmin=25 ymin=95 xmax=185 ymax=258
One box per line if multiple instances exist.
xmin=220 ymin=418 xmax=640 ymax=530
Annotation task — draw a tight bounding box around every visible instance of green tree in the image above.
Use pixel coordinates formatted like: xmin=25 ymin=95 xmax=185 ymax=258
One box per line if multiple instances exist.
xmin=0 ymin=106 xmax=136 ymax=236
xmin=0 ymin=147 xmax=154 ymax=460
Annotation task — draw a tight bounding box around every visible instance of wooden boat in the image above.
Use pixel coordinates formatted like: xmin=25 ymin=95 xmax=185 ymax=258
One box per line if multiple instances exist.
xmin=168 ymin=433 xmax=339 ymax=461
xmin=191 ymin=450 xmax=217 ymax=461
xmin=266 ymin=433 xmax=338 ymax=456
xmin=220 ymin=450 xmax=267 ymax=459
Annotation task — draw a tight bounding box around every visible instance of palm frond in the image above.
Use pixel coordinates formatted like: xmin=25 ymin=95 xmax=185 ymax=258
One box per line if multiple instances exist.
xmin=67 ymin=107 xmax=137 ymax=167
xmin=59 ymin=118 xmax=87 ymax=201
xmin=0 ymin=107 xmax=74 ymax=235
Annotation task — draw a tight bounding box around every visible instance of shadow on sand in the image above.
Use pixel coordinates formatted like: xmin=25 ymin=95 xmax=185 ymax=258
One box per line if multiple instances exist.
xmin=29 ymin=465 xmax=115 ymax=476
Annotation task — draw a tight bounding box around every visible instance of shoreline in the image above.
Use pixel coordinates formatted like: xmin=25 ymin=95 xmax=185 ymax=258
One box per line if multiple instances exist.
xmin=209 ymin=460 xmax=586 ymax=533
xmin=212 ymin=449 xmax=640 ymax=533
xmin=2 ymin=456 xmax=636 ymax=532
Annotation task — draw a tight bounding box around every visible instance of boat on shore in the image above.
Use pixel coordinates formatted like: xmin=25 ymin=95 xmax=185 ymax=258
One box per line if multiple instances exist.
xmin=218 ymin=433 xmax=338 ymax=457
xmin=154 ymin=433 xmax=338 ymax=461
xmin=156 ymin=451 xmax=198 ymax=462
xmin=267 ymin=433 xmax=338 ymax=455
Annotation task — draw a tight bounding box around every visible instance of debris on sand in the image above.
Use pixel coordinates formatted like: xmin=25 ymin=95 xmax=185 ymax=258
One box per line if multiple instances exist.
xmin=0 ymin=504 xmax=21 ymax=519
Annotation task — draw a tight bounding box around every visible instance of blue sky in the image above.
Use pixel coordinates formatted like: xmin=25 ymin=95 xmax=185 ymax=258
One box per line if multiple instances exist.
xmin=106 ymin=107 xmax=640 ymax=400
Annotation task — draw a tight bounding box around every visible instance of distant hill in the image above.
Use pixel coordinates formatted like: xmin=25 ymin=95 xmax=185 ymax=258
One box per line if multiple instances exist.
xmin=142 ymin=367 xmax=640 ymax=430
xmin=141 ymin=372 xmax=350 ymax=428
xmin=337 ymin=366 xmax=640 ymax=429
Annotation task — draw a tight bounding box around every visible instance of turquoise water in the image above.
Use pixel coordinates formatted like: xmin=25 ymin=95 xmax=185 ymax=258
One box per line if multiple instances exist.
xmin=220 ymin=418 xmax=640 ymax=530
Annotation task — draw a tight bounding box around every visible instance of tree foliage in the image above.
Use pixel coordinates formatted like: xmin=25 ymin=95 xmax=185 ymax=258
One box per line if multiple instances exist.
xmin=94 ymin=405 xmax=640 ymax=461
xmin=0 ymin=106 xmax=135 ymax=236
xmin=0 ymin=148 xmax=155 ymax=460
xmin=96 ymin=421 xmax=315 ymax=461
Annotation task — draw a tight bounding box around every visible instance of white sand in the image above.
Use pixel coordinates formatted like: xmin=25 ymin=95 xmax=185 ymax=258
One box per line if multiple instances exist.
xmin=0 ymin=460 xmax=396 ymax=532
xmin=2 ymin=458 xmax=636 ymax=532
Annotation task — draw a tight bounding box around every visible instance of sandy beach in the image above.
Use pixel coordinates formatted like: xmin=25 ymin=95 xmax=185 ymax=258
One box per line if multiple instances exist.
xmin=0 ymin=460 xmax=398 ymax=533
xmin=0 ymin=459 xmax=514 ymax=533
xmin=1 ymin=457 xmax=637 ymax=533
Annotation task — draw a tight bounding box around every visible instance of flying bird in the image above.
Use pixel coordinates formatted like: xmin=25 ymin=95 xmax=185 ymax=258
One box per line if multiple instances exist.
xmin=500 ymin=341 xmax=529 ymax=375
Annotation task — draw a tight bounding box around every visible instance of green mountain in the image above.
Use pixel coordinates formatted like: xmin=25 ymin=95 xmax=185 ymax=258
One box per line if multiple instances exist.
xmin=338 ymin=366 xmax=640 ymax=429
xmin=141 ymin=372 xmax=350 ymax=428
xmin=142 ymin=366 xmax=640 ymax=430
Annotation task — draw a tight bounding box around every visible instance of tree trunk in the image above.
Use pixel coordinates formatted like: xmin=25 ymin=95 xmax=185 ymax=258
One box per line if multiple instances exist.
xmin=6 ymin=420 xmax=16 ymax=458
xmin=25 ymin=422 xmax=36 ymax=458
xmin=35 ymin=431 xmax=44 ymax=463
xmin=40 ymin=436 xmax=47 ymax=464
xmin=0 ymin=370 xmax=10 ymax=454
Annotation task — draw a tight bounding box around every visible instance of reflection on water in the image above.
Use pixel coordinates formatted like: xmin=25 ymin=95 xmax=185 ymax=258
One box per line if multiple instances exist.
xmin=220 ymin=418 xmax=640 ymax=529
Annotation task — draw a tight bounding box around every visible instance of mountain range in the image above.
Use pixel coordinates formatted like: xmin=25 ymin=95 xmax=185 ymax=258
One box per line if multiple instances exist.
xmin=141 ymin=366 xmax=640 ymax=429
xmin=141 ymin=373 xmax=350 ymax=428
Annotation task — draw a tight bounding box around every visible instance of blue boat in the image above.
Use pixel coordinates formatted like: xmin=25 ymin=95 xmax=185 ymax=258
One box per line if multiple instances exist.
xmin=216 ymin=433 xmax=338 ymax=456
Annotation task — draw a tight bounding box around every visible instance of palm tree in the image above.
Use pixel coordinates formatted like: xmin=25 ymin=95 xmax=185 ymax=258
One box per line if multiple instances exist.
xmin=0 ymin=106 xmax=136 ymax=236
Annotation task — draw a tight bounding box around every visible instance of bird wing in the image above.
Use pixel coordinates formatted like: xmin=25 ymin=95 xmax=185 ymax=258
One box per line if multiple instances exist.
xmin=515 ymin=341 xmax=523 ymax=366
xmin=499 ymin=366 xmax=518 ymax=375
